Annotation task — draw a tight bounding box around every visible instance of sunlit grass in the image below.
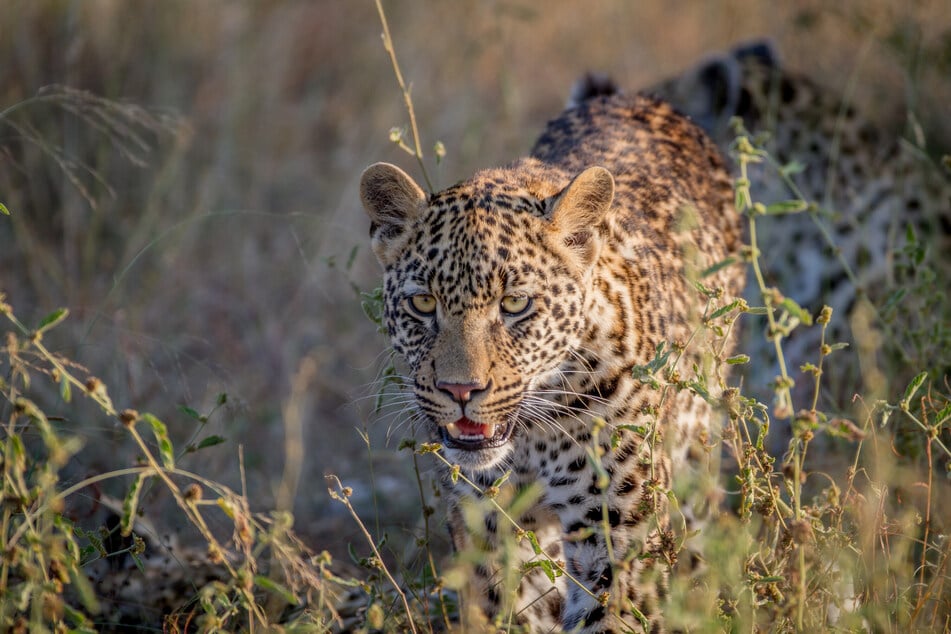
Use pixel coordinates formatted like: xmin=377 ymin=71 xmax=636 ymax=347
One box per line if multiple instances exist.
xmin=1 ymin=2 xmax=949 ymax=632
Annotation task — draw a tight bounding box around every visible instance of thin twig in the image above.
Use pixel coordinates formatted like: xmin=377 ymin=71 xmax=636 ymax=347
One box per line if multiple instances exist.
xmin=327 ymin=474 xmax=420 ymax=634
xmin=373 ymin=0 xmax=434 ymax=193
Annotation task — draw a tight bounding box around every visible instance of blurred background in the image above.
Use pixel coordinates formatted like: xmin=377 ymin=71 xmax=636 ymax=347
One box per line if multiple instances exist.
xmin=2 ymin=0 xmax=949 ymax=557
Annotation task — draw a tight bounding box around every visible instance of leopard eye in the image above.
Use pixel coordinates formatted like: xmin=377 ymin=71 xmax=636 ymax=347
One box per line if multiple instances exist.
xmin=408 ymin=294 xmax=437 ymax=316
xmin=500 ymin=295 xmax=531 ymax=316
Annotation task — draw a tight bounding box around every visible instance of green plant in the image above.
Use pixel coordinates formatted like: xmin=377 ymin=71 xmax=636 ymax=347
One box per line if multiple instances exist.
xmin=333 ymin=26 xmax=951 ymax=626
xmin=2 ymin=3 xmax=949 ymax=632
xmin=0 ymin=296 xmax=356 ymax=632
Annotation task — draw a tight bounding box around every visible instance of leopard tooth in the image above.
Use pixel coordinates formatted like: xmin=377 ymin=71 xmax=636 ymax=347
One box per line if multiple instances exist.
xmin=445 ymin=422 xmax=462 ymax=439
xmin=484 ymin=423 xmax=497 ymax=438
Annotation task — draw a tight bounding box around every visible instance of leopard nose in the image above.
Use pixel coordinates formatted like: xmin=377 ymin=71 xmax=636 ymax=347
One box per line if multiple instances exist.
xmin=436 ymin=381 xmax=487 ymax=404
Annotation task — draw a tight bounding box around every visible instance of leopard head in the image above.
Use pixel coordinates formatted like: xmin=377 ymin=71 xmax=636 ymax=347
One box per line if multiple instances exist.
xmin=360 ymin=161 xmax=614 ymax=470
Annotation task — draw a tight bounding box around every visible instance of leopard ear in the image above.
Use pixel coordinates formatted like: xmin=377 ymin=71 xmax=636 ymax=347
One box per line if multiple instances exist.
xmin=548 ymin=166 xmax=614 ymax=265
xmin=360 ymin=162 xmax=427 ymax=265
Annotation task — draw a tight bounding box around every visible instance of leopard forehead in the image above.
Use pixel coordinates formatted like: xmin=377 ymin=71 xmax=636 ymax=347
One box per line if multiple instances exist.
xmin=389 ymin=180 xmax=570 ymax=302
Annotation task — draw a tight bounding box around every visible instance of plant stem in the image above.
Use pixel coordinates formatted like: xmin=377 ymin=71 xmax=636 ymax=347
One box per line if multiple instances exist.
xmin=374 ymin=0 xmax=434 ymax=193
xmin=327 ymin=475 xmax=419 ymax=634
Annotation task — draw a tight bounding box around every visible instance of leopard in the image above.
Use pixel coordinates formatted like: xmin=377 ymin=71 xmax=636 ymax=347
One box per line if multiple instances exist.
xmin=72 ymin=42 xmax=950 ymax=632
xmin=640 ymin=40 xmax=951 ymax=420
xmin=359 ymin=90 xmax=745 ymax=632
xmin=63 ymin=500 xmax=234 ymax=630
xmin=631 ymin=41 xmax=951 ymax=625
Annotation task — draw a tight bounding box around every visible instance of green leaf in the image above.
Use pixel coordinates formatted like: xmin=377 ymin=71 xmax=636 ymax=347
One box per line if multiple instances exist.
xmin=525 ymin=530 xmax=542 ymax=555
xmin=900 ymin=372 xmax=928 ymax=410
xmin=779 ymin=297 xmax=813 ymax=326
xmin=525 ymin=559 xmax=557 ymax=584
xmin=934 ymin=402 xmax=951 ymax=426
xmin=0 ymin=201 xmax=9 ymax=215
xmin=632 ymin=341 xmax=670 ymax=378
xmin=60 ymin=373 xmax=72 ymax=403
xmin=490 ymin=471 xmax=511 ymax=490
xmin=726 ymin=354 xmax=750 ymax=365
xmin=360 ymin=287 xmax=385 ymax=329
xmin=734 ymin=188 xmax=748 ymax=214
xmin=764 ymin=199 xmax=809 ymax=215
xmin=142 ymin=413 xmax=175 ymax=470
xmin=692 ymin=279 xmax=714 ymax=297
xmin=687 ymin=380 xmax=710 ymax=399
xmin=615 ymin=423 xmax=650 ymax=435
xmin=255 ymin=576 xmax=299 ymax=604
xmin=196 ymin=435 xmax=227 ymax=450
xmin=130 ymin=551 xmax=146 ymax=574
xmin=179 ymin=405 xmax=201 ymax=419
xmin=754 ymin=575 xmax=786 ymax=583
xmin=345 ymin=245 xmax=360 ymax=272
xmin=82 ymin=528 xmax=107 ymax=558
xmin=121 ymin=472 xmax=149 ymax=536
xmin=36 ymin=307 xmax=69 ymax=333
xmin=625 ymin=599 xmax=651 ymax=629
xmin=178 ymin=405 xmax=203 ymax=422
xmin=700 ymin=256 xmax=736 ymax=278
xmin=708 ymin=299 xmax=741 ymax=321
xmin=216 ymin=392 xmax=228 ymax=406
xmin=905 ymin=223 xmax=918 ymax=245
xmin=780 ymin=159 xmax=807 ymax=176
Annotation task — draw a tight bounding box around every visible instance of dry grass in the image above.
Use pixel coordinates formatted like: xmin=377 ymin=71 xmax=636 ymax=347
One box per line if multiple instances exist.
xmin=1 ymin=1 xmax=950 ymax=631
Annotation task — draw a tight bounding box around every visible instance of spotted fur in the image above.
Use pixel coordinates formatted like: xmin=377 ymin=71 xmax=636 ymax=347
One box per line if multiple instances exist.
xmin=81 ymin=506 xmax=230 ymax=628
xmin=360 ymin=94 xmax=744 ymax=632
xmin=647 ymin=41 xmax=951 ymax=408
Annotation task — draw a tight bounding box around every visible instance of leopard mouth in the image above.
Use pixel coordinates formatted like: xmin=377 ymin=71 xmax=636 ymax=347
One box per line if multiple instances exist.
xmin=439 ymin=416 xmax=514 ymax=450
